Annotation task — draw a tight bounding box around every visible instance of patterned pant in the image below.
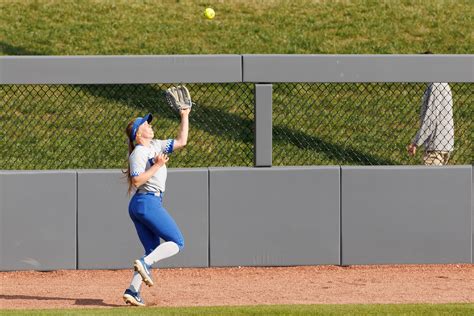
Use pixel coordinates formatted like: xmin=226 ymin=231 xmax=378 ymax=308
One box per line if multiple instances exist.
xmin=423 ymin=151 xmax=451 ymax=166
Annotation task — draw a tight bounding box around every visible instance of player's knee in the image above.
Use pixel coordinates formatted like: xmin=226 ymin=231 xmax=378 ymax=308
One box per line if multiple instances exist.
xmin=168 ymin=230 xmax=184 ymax=251
xmin=167 ymin=237 xmax=184 ymax=251
xmin=173 ymin=231 xmax=185 ymax=251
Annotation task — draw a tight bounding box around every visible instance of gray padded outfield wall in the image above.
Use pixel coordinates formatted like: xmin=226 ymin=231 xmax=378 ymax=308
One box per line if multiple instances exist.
xmin=209 ymin=167 xmax=340 ymax=267
xmin=0 ymin=55 xmax=242 ymax=84
xmin=77 ymin=169 xmax=208 ymax=269
xmin=77 ymin=170 xmax=141 ymax=269
xmin=0 ymin=171 xmax=77 ymax=271
xmin=159 ymin=168 xmax=209 ymax=268
xmin=341 ymin=166 xmax=472 ymax=265
xmin=1 ymin=167 xmax=472 ymax=271
xmin=243 ymin=54 xmax=474 ymax=83
xmin=2 ymin=55 xmax=473 ymax=84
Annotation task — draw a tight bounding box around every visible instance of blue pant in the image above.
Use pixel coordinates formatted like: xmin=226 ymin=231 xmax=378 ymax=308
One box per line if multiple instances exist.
xmin=129 ymin=193 xmax=184 ymax=256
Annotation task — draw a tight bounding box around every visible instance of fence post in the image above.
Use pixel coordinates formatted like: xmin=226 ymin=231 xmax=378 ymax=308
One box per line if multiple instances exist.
xmin=254 ymin=84 xmax=272 ymax=167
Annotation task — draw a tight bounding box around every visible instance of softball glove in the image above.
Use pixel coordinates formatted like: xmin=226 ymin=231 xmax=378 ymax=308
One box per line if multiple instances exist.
xmin=165 ymin=85 xmax=193 ymax=112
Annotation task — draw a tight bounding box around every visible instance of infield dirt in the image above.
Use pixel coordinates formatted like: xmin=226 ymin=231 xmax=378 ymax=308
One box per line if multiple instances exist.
xmin=1 ymin=264 xmax=473 ymax=309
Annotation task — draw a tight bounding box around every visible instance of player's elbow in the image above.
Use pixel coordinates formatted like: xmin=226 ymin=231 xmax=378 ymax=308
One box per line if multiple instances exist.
xmin=131 ymin=177 xmax=142 ymax=188
xmin=175 ymin=138 xmax=187 ymax=149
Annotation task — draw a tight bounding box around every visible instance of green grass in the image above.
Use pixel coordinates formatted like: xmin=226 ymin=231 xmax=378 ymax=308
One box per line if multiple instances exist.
xmin=1 ymin=82 xmax=472 ymax=169
xmin=0 ymin=83 xmax=255 ymax=169
xmin=2 ymin=304 xmax=474 ymax=315
xmin=272 ymin=83 xmax=473 ymax=166
xmin=1 ymin=0 xmax=473 ymax=55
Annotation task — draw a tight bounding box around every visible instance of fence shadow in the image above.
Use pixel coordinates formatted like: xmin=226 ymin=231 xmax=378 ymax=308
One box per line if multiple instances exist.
xmin=273 ymin=127 xmax=396 ymax=165
xmin=81 ymin=83 xmax=395 ymax=165
xmin=0 ymin=42 xmax=48 ymax=55
xmin=79 ymin=84 xmax=254 ymax=143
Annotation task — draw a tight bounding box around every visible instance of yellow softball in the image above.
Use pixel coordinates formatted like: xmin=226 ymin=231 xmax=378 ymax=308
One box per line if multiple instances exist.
xmin=204 ymin=7 xmax=215 ymax=20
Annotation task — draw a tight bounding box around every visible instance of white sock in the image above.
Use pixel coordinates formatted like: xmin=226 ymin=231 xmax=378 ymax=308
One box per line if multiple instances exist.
xmin=143 ymin=241 xmax=180 ymax=266
xmin=128 ymin=271 xmax=142 ymax=293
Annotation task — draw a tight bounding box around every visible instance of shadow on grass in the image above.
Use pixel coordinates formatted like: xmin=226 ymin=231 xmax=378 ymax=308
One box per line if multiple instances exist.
xmin=78 ymin=84 xmax=254 ymax=143
xmin=81 ymin=83 xmax=395 ymax=165
xmin=0 ymin=294 xmax=122 ymax=307
xmin=0 ymin=42 xmax=48 ymax=55
xmin=273 ymin=128 xmax=396 ymax=165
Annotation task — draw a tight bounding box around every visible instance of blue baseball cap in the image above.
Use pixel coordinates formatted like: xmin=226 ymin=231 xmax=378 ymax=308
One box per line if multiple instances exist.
xmin=131 ymin=113 xmax=153 ymax=142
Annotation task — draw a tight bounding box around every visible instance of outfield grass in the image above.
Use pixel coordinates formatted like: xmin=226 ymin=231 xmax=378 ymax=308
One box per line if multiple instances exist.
xmin=0 ymin=83 xmax=255 ymax=169
xmin=1 ymin=82 xmax=471 ymax=169
xmin=2 ymin=304 xmax=474 ymax=315
xmin=1 ymin=0 xmax=473 ymax=55
xmin=272 ymin=83 xmax=472 ymax=166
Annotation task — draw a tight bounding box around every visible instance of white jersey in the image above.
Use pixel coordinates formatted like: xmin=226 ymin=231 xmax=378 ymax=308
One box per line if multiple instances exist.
xmin=129 ymin=139 xmax=174 ymax=193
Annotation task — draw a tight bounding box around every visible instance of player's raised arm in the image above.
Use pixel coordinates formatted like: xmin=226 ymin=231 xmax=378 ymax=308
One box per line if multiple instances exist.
xmin=165 ymin=85 xmax=193 ymax=151
xmin=173 ymin=108 xmax=191 ymax=151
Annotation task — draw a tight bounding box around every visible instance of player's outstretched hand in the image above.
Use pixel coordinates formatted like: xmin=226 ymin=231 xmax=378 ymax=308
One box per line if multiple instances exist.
xmin=154 ymin=153 xmax=169 ymax=167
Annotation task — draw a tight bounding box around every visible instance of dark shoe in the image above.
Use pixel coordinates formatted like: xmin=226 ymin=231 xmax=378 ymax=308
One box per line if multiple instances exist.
xmin=123 ymin=288 xmax=145 ymax=306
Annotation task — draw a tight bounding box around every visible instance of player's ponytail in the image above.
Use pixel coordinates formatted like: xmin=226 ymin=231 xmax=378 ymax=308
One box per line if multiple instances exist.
xmin=124 ymin=120 xmax=136 ymax=194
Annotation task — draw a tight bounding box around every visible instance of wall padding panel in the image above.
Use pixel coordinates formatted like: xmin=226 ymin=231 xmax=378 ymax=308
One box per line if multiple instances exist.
xmin=209 ymin=167 xmax=340 ymax=267
xmin=0 ymin=171 xmax=77 ymax=271
xmin=160 ymin=169 xmax=209 ymax=268
xmin=341 ymin=166 xmax=472 ymax=265
xmin=77 ymin=169 xmax=208 ymax=269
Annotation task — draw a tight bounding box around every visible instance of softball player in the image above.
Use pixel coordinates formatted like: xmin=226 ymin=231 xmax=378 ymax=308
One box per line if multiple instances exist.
xmin=123 ymin=108 xmax=190 ymax=306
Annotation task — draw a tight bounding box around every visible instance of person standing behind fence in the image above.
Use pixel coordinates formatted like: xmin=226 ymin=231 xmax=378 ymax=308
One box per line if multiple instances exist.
xmin=407 ymin=80 xmax=454 ymax=166
xmin=407 ymin=51 xmax=454 ymax=165
xmin=122 ymin=107 xmax=190 ymax=306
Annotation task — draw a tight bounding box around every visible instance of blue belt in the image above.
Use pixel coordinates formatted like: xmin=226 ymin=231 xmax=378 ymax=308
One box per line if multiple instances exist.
xmin=137 ymin=190 xmax=161 ymax=197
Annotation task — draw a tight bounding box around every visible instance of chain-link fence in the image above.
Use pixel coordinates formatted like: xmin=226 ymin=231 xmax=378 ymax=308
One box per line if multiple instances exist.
xmin=273 ymin=82 xmax=472 ymax=166
xmin=1 ymin=82 xmax=472 ymax=169
xmin=0 ymin=83 xmax=255 ymax=169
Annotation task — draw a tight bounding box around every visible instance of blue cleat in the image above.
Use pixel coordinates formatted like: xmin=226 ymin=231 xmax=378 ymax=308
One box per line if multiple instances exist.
xmin=123 ymin=289 xmax=145 ymax=307
xmin=134 ymin=258 xmax=154 ymax=287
